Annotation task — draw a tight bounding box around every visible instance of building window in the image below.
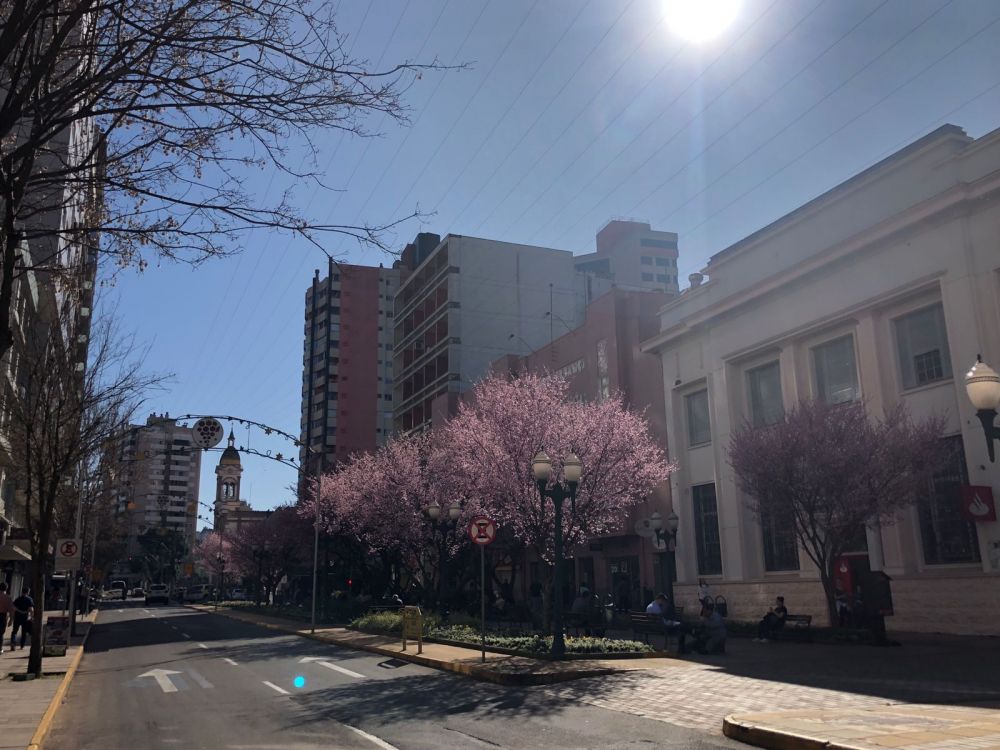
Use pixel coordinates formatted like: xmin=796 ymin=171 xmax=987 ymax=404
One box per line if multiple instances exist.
xmin=641 ymin=256 xmax=653 ymax=265
xmin=761 ymin=509 xmax=799 ymax=571
xmin=641 ymin=272 xmax=654 ymax=282
xmin=693 ymin=483 xmax=723 ymax=575
xmin=656 ymin=274 xmax=668 ymax=283
xmin=812 ymin=335 xmax=858 ymax=404
xmin=685 ymin=389 xmax=711 ymax=446
xmin=747 ymin=360 xmax=783 ymax=427
xmin=655 ymin=257 xmax=669 ymax=267
xmin=894 ymin=303 xmax=952 ymax=389
xmin=919 ymin=436 xmax=980 ymax=565
xmin=640 ymin=237 xmax=677 ymax=249
xmin=596 ymin=340 xmax=609 ymax=400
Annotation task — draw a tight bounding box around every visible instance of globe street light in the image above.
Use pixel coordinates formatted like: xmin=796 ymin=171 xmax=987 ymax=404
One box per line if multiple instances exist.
xmin=424 ymin=499 xmax=462 ymax=614
xmin=650 ymin=510 xmax=680 ymax=606
xmin=532 ymin=449 xmax=582 ymax=660
xmin=966 ymin=356 xmax=1000 ymax=462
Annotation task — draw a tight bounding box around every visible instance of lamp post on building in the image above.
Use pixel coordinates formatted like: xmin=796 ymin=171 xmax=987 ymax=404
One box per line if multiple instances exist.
xmin=966 ymin=356 xmax=1000 ymax=462
xmin=649 ymin=510 xmax=679 ymax=606
xmin=531 ymin=450 xmax=582 ymax=660
xmin=424 ymin=500 xmax=462 ymax=614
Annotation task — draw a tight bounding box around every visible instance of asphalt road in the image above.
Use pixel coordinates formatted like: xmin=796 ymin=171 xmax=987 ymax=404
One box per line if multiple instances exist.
xmin=48 ymin=603 xmax=738 ymax=750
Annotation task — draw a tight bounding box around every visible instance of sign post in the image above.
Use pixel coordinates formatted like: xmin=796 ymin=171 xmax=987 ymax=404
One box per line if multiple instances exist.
xmin=468 ymin=516 xmax=497 ymax=664
xmin=401 ymin=606 xmax=423 ymax=654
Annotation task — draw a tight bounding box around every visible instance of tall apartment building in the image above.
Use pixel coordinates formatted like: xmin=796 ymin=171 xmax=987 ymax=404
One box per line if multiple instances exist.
xmin=117 ymin=414 xmax=202 ymax=554
xmin=393 ymin=222 xmax=678 ymax=435
xmin=574 ymin=220 xmax=680 ymax=294
xmin=299 ymin=259 xmax=400 ymax=472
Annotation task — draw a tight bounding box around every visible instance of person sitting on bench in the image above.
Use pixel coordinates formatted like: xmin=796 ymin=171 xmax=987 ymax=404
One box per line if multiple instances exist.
xmin=754 ymin=596 xmax=788 ymax=642
xmin=693 ymin=600 xmax=727 ymax=654
xmin=645 ymin=593 xmax=689 ymax=653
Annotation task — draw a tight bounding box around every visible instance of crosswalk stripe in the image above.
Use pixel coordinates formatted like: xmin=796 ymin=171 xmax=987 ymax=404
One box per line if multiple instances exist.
xmin=263 ymin=681 xmax=289 ymax=695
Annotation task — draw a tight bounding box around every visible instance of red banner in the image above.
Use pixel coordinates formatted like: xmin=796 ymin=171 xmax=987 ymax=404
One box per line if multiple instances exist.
xmin=960 ymin=485 xmax=996 ymax=523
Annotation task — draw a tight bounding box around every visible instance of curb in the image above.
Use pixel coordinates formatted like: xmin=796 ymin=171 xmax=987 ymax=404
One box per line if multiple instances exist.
xmin=199 ymin=606 xmax=621 ymax=686
xmin=722 ymin=715 xmax=850 ymax=750
xmin=26 ymin=610 xmax=99 ymax=750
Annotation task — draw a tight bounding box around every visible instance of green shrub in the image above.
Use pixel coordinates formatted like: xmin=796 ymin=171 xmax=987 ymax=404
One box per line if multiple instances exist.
xmin=430 ymin=625 xmax=652 ymax=655
xmin=349 ymin=609 xmax=441 ymax=635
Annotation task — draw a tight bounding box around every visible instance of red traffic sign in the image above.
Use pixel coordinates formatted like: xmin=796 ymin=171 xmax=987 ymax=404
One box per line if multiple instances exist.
xmin=60 ymin=540 xmax=79 ymax=557
xmin=468 ymin=516 xmax=497 ymax=546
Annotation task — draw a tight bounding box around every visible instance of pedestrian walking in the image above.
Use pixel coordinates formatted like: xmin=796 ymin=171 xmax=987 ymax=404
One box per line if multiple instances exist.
xmin=0 ymin=583 xmax=14 ymax=654
xmin=11 ymin=587 xmax=34 ymax=651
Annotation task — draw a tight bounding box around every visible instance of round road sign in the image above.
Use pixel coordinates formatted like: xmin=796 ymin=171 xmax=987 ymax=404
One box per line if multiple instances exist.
xmin=468 ymin=516 xmax=497 ymax=546
xmin=60 ymin=540 xmax=78 ymax=557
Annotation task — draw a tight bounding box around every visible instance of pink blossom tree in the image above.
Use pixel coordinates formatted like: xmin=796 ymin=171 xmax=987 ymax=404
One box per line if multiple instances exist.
xmin=728 ymin=399 xmax=948 ymax=625
xmin=193 ymin=531 xmax=236 ymax=584
xmin=441 ymin=372 xmax=673 ymax=567
xmin=230 ymin=506 xmax=312 ymax=604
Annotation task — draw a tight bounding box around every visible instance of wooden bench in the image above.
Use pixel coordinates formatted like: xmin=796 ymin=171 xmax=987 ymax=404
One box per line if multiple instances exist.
xmin=629 ymin=607 xmax=685 ymax=650
xmin=774 ymin=613 xmax=812 ymax=640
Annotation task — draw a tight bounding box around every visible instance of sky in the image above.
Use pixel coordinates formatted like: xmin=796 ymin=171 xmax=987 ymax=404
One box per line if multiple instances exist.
xmin=96 ymin=0 xmax=1000 ymax=524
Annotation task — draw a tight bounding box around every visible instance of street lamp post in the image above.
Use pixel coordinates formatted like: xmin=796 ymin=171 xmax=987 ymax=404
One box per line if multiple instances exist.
xmin=531 ymin=450 xmax=582 ymax=660
xmin=215 ymin=553 xmax=225 ymax=611
xmin=966 ymin=357 xmax=1000 ymax=462
xmin=424 ymin=500 xmax=462 ymax=614
xmin=649 ymin=510 xmax=680 ymax=606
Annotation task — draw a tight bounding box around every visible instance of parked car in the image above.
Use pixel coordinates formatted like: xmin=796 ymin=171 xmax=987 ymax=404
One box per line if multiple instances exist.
xmin=185 ymin=584 xmax=210 ymax=602
xmin=110 ymin=580 xmax=128 ymax=601
xmin=230 ymin=588 xmax=247 ymax=601
xmin=145 ymin=584 xmax=170 ymax=605
xmin=129 ymin=587 xmax=144 ymax=598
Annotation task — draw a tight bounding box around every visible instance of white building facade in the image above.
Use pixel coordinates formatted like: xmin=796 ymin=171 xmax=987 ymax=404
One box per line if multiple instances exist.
xmin=642 ymin=124 xmax=1000 ymax=635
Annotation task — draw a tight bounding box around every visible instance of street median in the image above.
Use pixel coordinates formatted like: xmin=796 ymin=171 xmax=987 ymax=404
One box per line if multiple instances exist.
xmin=194 ymin=604 xmax=673 ymax=686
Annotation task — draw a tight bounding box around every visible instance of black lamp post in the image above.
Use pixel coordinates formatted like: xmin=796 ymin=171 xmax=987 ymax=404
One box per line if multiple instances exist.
xmin=966 ymin=357 xmax=1000 ymax=462
xmin=215 ymin=553 xmax=225 ymax=611
xmin=531 ymin=450 xmax=582 ymax=660
xmin=424 ymin=500 xmax=462 ymax=614
xmin=254 ymin=540 xmax=272 ymax=606
xmin=650 ymin=510 xmax=680 ymax=607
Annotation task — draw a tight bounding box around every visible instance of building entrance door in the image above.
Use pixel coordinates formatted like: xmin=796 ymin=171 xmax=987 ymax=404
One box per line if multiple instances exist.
xmin=609 ymin=556 xmax=639 ymax=613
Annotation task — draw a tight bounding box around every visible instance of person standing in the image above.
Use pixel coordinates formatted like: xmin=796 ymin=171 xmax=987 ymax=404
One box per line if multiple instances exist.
xmin=11 ymin=587 xmax=34 ymax=651
xmin=0 ymin=583 xmax=14 ymax=654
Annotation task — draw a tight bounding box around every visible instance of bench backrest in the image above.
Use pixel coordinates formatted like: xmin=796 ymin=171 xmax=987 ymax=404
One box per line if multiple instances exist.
xmin=785 ymin=614 xmax=812 ymax=627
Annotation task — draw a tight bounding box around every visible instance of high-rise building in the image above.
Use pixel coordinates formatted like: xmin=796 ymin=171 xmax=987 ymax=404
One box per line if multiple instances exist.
xmin=393 ymin=222 xmax=677 ymax=435
xmin=116 ymin=414 xmax=202 ymax=554
xmin=299 ymin=259 xmax=400 ymax=472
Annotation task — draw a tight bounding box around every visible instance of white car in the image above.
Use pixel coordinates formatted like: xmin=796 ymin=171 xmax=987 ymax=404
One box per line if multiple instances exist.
xmin=145 ymin=584 xmax=169 ymax=605
xmin=230 ymin=589 xmax=247 ymax=601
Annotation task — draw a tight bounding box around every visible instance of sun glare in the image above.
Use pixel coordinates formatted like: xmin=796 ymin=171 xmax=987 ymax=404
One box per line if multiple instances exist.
xmin=663 ymin=0 xmax=742 ymax=43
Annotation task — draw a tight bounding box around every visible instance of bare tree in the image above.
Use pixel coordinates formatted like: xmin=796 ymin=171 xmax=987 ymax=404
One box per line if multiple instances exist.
xmin=9 ymin=311 xmax=165 ymax=675
xmin=728 ymin=399 xmax=949 ymax=626
xmin=1 ymin=0 xmax=455 ymax=359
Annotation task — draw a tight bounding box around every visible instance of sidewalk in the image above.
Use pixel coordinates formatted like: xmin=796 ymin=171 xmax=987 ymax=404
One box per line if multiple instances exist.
xmin=724 ymin=704 xmax=1000 ymax=750
xmin=196 ymin=605 xmax=671 ymax=685
xmin=0 ymin=610 xmax=97 ymax=750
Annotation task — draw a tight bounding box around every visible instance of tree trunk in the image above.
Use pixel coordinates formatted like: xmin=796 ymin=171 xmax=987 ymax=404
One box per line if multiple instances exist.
xmin=28 ymin=563 xmax=45 ymax=677
xmin=819 ymin=569 xmax=839 ymax=628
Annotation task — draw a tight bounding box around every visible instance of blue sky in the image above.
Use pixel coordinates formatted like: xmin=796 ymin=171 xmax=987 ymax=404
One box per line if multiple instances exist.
xmin=99 ymin=0 xmax=1000 ymax=523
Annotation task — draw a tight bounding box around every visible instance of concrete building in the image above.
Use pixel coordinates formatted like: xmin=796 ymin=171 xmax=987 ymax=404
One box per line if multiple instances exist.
xmin=574 ymin=220 xmax=680 ymax=294
xmin=117 ymin=414 xmax=202 ymax=554
xmin=299 ymin=259 xmax=400 ymax=472
xmin=213 ymin=432 xmax=271 ymax=534
xmin=641 ymin=124 xmax=1000 ymax=635
xmin=491 ymin=287 xmax=674 ymax=607
xmin=392 ymin=231 xmax=639 ymax=435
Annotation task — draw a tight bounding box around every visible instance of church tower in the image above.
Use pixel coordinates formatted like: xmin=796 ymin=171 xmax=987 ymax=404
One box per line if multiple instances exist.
xmin=214 ymin=431 xmax=243 ymax=530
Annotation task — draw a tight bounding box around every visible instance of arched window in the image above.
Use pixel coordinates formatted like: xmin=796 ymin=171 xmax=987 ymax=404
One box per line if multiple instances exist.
xmin=223 ymin=481 xmax=235 ymax=499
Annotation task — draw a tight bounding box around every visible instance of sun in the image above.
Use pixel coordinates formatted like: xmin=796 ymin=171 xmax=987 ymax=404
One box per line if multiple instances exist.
xmin=663 ymin=0 xmax=742 ymax=43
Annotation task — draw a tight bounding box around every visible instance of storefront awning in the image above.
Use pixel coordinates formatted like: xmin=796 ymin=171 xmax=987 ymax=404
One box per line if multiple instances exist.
xmin=0 ymin=540 xmax=32 ymax=561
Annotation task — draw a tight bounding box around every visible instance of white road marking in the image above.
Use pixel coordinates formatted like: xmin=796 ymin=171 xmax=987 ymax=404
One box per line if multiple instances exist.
xmin=138 ymin=669 xmax=181 ymax=693
xmin=186 ymin=668 xmax=214 ymax=689
xmin=117 ymin=609 xmax=123 ymax=613
xmin=345 ymin=724 xmax=400 ymax=750
xmin=182 ymin=633 xmax=191 ymax=639
xmin=197 ymin=643 xmax=208 ymax=649
xmin=223 ymin=657 xmax=238 ymax=666
xmin=263 ymin=681 xmax=289 ymax=695
xmin=317 ymin=661 xmax=365 ymax=679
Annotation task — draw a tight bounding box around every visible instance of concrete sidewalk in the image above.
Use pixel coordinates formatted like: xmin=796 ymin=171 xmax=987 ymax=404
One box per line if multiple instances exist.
xmin=0 ymin=610 xmax=97 ymax=750
xmin=195 ymin=605 xmax=671 ymax=685
xmin=724 ymin=704 xmax=1000 ymax=750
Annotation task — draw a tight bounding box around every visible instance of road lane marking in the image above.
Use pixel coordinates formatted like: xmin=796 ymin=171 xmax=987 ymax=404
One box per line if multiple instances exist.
xmin=318 ymin=661 xmax=365 ymax=679
xmin=182 ymin=633 xmax=191 ymax=639
xmin=187 ymin=668 xmax=214 ymax=689
xmin=345 ymin=725 xmax=400 ymax=750
xmin=263 ymin=681 xmax=289 ymax=695
xmin=139 ymin=669 xmax=181 ymax=693
xmin=197 ymin=643 xmax=208 ymax=649
xmin=223 ymin=658 xmax=238 ymax=666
